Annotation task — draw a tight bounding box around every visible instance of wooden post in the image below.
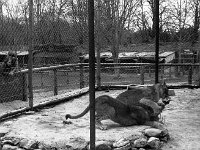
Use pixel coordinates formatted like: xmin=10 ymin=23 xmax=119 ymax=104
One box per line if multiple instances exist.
xmin=53 ymin=69 xmax=58 ymax=95
xmin=148 ymin=66 xmax=151 ymax=77
xmin=140 ymin=66 xmax=145 ymax=85
xmin=198 ymin=63 xmax=200 ymax=86
xmin=40 ymin=71 xmax=44 ymax=87
xmin=161 ymin=66 xmax=164 ymax=80
xmin=169 ymin=66 xmax=172 ymax=78
xmin=188 ymin=65 xmax=193 ymax=85
xmin=22 ymin=73 xmax=28 ymax=101
xmin=79 ymin=57 xmax=84 ymax=89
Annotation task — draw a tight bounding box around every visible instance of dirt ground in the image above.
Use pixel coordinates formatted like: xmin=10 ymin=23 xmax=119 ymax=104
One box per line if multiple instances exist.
xmin=1 ymin=88 xmax=200 ymax=150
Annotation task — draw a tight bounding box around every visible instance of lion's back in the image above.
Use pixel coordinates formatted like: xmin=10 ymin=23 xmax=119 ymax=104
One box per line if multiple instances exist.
xmin=116 ymin=88 xmax=149 ymax=106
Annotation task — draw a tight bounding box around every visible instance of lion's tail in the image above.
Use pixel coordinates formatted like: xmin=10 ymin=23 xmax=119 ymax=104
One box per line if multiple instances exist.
xmin=65 ymin=105 xmax=90 ymax=120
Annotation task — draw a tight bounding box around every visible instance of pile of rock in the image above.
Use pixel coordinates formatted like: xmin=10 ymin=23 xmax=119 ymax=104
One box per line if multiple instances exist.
xmin=90 ymin=128 xmax=170 ymax=150
xmin=111 ymin=128 xmax=169 ymax=150
xmin=0 ymin=136 xmax=41 ymax=150
xmin=0 ymin=127 xmax=169 ymax=150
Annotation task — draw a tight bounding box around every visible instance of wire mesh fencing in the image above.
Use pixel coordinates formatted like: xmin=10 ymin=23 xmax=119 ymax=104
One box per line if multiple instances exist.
xmin=1 ymin=0 xmax=200 ymax=120
xmin=0 ymin=73 xmax=28 ymax=116
xmin=99 ymin=63 xmax=200 ymax=86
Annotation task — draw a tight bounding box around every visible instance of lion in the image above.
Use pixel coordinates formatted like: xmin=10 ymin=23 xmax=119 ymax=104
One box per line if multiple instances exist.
xmin=116 ymin=81 xmax=170 ymax=120
xmin=64 ymin=82 xmax=170 ymax=130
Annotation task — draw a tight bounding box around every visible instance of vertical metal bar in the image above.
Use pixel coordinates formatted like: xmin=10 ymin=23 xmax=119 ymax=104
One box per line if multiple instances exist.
xmin=96 ymin=0 xmax=101 ymax=88
xmin=155 ymin=0 xmax=159 ymax=83
xmin=28 ymin=0 xmax=33 ymax=108
xmin=88 ymin=0 xmax=96 ymax=149
xmin=53 ymin=69 xmax=58 ymax=95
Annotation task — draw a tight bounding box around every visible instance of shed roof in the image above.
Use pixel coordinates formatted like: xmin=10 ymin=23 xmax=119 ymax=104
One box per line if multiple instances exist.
xmin=159 ymin=51 xmax=175 ymax=57
xmin=0 ymin=51 xmax=29 ymax=56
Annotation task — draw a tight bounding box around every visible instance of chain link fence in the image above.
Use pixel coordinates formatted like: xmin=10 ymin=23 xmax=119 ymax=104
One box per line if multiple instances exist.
xmin=0 ymin=0 xmax=200 ymax=119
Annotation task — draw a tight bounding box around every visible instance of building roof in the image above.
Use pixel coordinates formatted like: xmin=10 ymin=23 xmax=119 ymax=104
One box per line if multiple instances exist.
xmin=159 ymin=51 xmax=175 ymax=58
xmin=0 ymin=51 xmax=29 ymax=56
xmin=82 ymin=51 xmax=175 ymax=60
xmin=118 ymin=52 xmax=138 ymax=58
xmin=135 ymin=52 xmax=155 ymax=57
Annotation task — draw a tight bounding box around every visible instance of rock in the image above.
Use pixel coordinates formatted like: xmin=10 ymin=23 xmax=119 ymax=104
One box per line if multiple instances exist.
xmin=3 ymin=121 xmax=13 ymax=127
xmin=38 ymin=143 xmax=56 ymax=150
xmin=2 ymin=144 xmax=18 ymax=150
xmin=66 ymin=137 xmax=88 ymax=150
xmin=0 ymin=127 xmax=10 ymax=137
xmin=147 ymin=137 xmax=161 ymax=149
xmin=133 ymin=137 xmax=147 ymax=148
xmin=25 ymin=111 xmax=35 ymax=115
xmin=19 ymin=139 xmax=38 ymax=149
xmin=113 ymin=143 xmax=131 ymax=150
xmin=160 ymin=129 xmax=169 ymax=137
xmin=126 ymin=133 xmax=144 ymax=143
xmin=18 ymin=139 xmax=29 ymax=148
xmin=11 ymin=138 xmax=21 ymax=146
xmin=1 ymin=137 xmax=20 ymax=146
xmin=113 ymin=138 xmax=130 ymax=148
xmin=160 ymin=134 xmax=170 ymax=142
xmin=168 ymin=89 xmax=175 ymax=96
xmin=144 ymin=128 xmax=162 ymax=137
xmin=138 ymin=148 xmax=145 ymax=150
xmin=2 ymin=140 xmax=15 ymax=146
xmin=16 ymin=148 xmax=25 ymax=150
xmin=95 ymin=141 xmax=112 ymax=150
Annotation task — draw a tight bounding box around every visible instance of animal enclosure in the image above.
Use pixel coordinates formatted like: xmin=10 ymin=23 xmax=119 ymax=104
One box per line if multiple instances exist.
xmin=0 ymin=89 xmax=200 ymax=149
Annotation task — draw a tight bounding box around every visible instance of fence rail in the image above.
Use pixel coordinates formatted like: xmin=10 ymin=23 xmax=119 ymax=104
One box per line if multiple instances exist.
xmin=1 ymin=62 xmax=199 ymax=117
xmin=20 ymin=62 xmax=200 ymax=94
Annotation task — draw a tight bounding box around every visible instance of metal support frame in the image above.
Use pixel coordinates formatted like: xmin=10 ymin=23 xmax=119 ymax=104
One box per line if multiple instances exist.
xmin=155 ymin=0 xmax=159 ymax=83
xmin=88 ymin=0 xmax=96 ymax=149
xmin=28 ymin=0 xmax=33 ymax=108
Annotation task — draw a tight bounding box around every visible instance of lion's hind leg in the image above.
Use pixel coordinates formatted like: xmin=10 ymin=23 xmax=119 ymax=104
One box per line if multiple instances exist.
xmin=95 ymin=104 xmax=116 ymax=130
xmin=115 ymin=115 xmax=138 ymax=126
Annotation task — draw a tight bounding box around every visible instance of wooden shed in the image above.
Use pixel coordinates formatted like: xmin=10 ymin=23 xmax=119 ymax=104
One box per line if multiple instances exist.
xmin=33 ymin=44 xmax=79 ymax=66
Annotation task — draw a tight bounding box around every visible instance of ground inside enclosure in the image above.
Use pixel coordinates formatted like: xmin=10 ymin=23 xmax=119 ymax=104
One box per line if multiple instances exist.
xmin=0 ymin=89 xmax=200 ymax=150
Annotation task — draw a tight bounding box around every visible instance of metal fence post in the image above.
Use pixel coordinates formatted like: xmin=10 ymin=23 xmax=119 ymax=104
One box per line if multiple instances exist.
xmin=53 ymin=69 xmax=58 ymax=95
xmin=96 ymin=0 xmax=101 ymax=88
xmin=155 ymin=0 xmax=159 ymax=84
xmin=88 ymin=0 xmax=96 ymax=149
xmin=28 ymin=0 xmax=33 ymax=108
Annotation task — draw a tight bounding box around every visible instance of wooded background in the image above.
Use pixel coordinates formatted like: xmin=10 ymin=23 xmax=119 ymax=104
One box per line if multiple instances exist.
xmin=0 ymin=0 xmax=199 ymax=57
